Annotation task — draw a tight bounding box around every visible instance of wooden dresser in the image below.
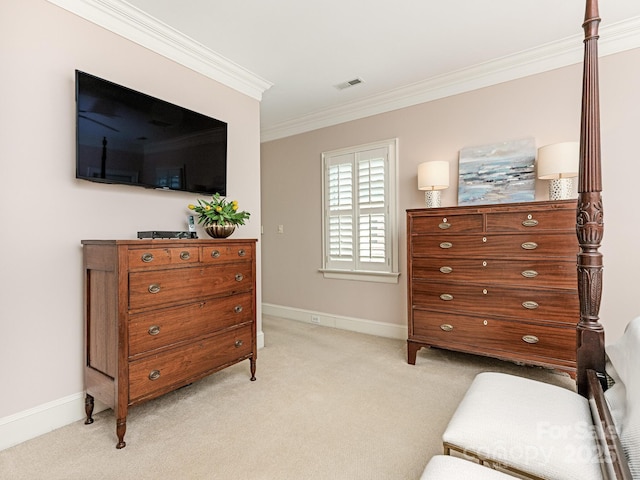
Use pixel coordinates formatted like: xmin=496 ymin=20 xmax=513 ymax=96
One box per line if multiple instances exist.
xmin=81 ymin=238 xmax=257 ymax=448
xmin=406 ymin=200 xmax=579 ymax=375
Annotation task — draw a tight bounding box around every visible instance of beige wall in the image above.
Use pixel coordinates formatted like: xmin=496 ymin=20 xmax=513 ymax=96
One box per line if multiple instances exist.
xmin=0 ymin=0 xmax=262 ymax=421
xmin=2 ymin=0 xmax=638 ymax=449
xmin=261 ymin=47 xmax=640 ymax=345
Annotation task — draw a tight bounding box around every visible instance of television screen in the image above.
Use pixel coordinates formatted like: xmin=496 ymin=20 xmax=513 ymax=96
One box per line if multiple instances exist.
xmin=75 ymin=70 xmax=227 ymax=195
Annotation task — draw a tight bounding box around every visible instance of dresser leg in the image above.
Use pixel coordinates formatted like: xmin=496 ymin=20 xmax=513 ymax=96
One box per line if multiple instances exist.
xmin=250 ymin=357 xmax=257 ymax=381
xmin=84 ymin=394 xmax=94 ymax=425
xmin=407 ymin=341 xmax=423 ymax=365
xmin=116 ymin=418 xmax=127 ymax=449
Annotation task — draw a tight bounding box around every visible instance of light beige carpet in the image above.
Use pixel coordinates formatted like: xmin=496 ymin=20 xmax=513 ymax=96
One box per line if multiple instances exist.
xmin=0 ymin=316 xmax=574 ymax=480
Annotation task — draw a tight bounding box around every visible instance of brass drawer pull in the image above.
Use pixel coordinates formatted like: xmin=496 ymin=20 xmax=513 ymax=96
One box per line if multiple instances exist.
xmin=235 ymin=273 xmax=244 ymax=282
xmin=439 ymin=242 xmax=453 ymax=249
xmin=521 ymin=270 xmax=539 ymax=278
xmin=234 ymin=340 xmax=244 ymax=348
xmin=238 ymin=249 xmax=246 ymax=257
xmin=521 ymin=242 xmax=538 ymax=250
xmin=234 ymin=305 xmax=243 ymax=313
xmin=180 ymin=251 xmax=191 ymax=260
xmin=148 ymin=325 xmax=160 ymax=336
xmin=440 ymin=293 xmax=453 ymax=301
xmin=148 ymin=284 xmax=161 ymax=294
xmin=439 ymin=266 xmax=453 ymax=274
xmin=141 ymin=253 xmax=154 ymax=263
xmin=522 ymin=301 xmax=539 ymax=310
xmin=522 ymin=219 xmax=539 ymax=227
xmin=438 ymin=222 xmax=451 ymax=230
xmin=148 ymin=370 xmax=161 ymax=381
xmin=522 ymin=335 xmax=539 ymax=344
xmin=440 ymin=324 xmax=454 ymax=332
xmin=211 ymin=250 xmax=220 ymax=258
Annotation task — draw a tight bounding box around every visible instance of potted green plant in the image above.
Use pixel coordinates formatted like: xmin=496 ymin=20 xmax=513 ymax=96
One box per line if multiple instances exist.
xmin=188 ymin=193 xmax=250 ymax=238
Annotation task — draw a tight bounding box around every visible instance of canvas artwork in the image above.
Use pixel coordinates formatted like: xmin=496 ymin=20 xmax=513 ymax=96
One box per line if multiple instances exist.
xmin=458 ymin=137 xmax=536 ymax=206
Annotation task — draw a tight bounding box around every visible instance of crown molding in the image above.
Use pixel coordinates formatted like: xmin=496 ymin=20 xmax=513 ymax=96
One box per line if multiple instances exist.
xmin=44 ymin=0 xmax=640 ymax=142
xmin=46 ymin=0 xmax=273 ymax=100
xmin=261 ymin=16 xmax=640 ymax=142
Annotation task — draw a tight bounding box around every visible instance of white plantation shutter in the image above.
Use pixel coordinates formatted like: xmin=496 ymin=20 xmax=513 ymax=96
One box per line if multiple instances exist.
xmin=322 ymin=140 xmax=398 ymax=280
xmin=327 ymin=158 xmax=353 ymax=266
xmin=357 ymin=150 xmax=387 ymax=268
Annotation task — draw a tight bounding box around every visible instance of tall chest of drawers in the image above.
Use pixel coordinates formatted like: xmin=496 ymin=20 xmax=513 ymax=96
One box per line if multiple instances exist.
xmin=407 ymin=200 xmax=579 ymax=375
xmin=81 ymin=238 xmax=257 ymax=448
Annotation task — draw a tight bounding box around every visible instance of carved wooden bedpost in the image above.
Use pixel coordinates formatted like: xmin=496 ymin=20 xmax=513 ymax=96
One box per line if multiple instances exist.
xmin=576 ymin=0 xmax=605 ymax=397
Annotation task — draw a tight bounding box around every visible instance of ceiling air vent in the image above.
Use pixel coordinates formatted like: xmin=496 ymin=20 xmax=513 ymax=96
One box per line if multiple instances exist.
xmin=335 ymin=77 xmax=365 ymax=90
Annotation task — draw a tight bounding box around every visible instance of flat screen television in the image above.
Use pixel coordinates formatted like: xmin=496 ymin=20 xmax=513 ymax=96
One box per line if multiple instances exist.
xmin=75 ymin=70 xmax=227 ymax=195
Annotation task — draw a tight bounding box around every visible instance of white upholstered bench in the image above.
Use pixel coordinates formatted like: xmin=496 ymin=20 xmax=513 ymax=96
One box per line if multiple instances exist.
xmin=420 ymin=455 xmax=517 ymax=479
xmin=441 ymin=372 xmax=602 ymax=480
xmin=440 ymin=316 xmax=639 ymax=480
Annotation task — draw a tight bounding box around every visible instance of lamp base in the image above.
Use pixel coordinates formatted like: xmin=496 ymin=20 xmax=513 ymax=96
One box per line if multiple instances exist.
xmin=425 ymin=190 xmax=441 ymax=208
xmin=549 ymin=178 xmax=574 ymax=200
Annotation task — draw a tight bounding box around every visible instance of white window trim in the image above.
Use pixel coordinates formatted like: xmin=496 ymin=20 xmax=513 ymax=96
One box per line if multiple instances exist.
xmin=320 ymin=138 xmax=400 ymax=284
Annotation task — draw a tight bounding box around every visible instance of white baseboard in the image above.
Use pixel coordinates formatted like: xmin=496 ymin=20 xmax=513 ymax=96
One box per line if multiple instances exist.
xmin=1 ymin=331 xmax=265 ymax=452
xmin=262 ymin=303 xmax=406 ymax=340
xmin=0 ymin=393 xmax=108 ymax=452
xmin=0 ymin=312 xmax=379 ymax=452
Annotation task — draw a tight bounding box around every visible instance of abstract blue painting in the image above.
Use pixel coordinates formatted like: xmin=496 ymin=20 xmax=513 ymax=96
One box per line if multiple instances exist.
xmin=458 ymin=137 xmax=536 ymax=206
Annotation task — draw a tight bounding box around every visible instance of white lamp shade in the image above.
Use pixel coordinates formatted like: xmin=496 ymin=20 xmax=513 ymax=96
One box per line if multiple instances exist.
xmin=418 ymin=161 xmax=449 ymax=191
xmin=537 ymin=142 xmax=579 ymax=179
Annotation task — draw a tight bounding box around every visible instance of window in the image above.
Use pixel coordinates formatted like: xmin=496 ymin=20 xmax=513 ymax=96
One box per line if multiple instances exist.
xmin=321 ymin=139 xmax=399 ymax=283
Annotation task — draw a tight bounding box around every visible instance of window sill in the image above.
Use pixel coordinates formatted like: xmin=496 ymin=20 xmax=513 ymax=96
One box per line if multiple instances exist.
xmin=319 ymin=269 xmax=400 ymax=284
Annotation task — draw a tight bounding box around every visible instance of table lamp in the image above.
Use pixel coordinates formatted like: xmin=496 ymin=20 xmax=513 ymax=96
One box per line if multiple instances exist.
xmin=537 ymin=142 xmax=579 ymax=200
xmin=418 ymin=161 xmax=449 ymax=208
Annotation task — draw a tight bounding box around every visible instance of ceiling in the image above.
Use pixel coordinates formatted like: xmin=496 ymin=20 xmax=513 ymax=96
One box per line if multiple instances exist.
xmin=55 ymin=1 xmax=640 ymax=141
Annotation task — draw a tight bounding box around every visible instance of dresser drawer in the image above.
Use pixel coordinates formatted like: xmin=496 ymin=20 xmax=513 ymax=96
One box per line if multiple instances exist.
xmin=412 ymin=310 xmax=576 ymax=363
xmin=411 ymin=233 xmax=578 ymax=258
xmin=201 ymin=243 xmax=254 ymax=264
xmin=128 ymin=324 xmax=253 ymax=402
xmin=412 ymin=281 xmax=578 ymax=322
xmin=127 ymin=246 xmax=200 ymax=269
xmin=129 ymin=263 xmax=253 ymax=310
xmin=410 ymin=213 xmax=483 ymax=235
xmin=129 ymin=292 xmax=254 ymax=357
xmin=411 ymin=257 xmax=577 ymax=289
xmin=486 ymin=207 xmax=575 ymax=233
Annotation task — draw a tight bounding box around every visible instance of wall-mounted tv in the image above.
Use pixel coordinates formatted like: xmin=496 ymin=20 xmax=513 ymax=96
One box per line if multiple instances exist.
xmin=75 ymin=70 xmax=227 ymax=195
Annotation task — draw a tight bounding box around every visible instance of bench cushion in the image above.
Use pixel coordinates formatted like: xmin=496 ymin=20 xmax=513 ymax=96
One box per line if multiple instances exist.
xmin=605 ymin=316 xmax=640 ymax=478
xmin=442 ymin=372 xmax=603 ymax=480
xmin=420 ymin=455 xmax=517 ymax=480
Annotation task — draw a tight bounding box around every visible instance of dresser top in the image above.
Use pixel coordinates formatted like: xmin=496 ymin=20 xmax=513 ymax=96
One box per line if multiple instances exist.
xmin=406 ymin=199 xmax=577 ymax=215
xmin=81 ymin=238 xmax=258 ymax=246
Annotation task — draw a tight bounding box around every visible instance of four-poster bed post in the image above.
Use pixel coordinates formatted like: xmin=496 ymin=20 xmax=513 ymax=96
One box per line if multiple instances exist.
xmin=576 ymin=0 xmax=606 ymax=397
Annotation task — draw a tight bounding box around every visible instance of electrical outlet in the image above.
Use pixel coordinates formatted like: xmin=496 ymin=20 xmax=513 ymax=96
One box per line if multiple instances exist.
xmin=311 ymin=315 xmax=320 ymax=324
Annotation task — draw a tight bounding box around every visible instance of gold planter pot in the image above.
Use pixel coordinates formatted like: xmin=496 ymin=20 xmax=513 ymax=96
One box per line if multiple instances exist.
xmin=204 ymin=223 xmax=236 ymax=238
